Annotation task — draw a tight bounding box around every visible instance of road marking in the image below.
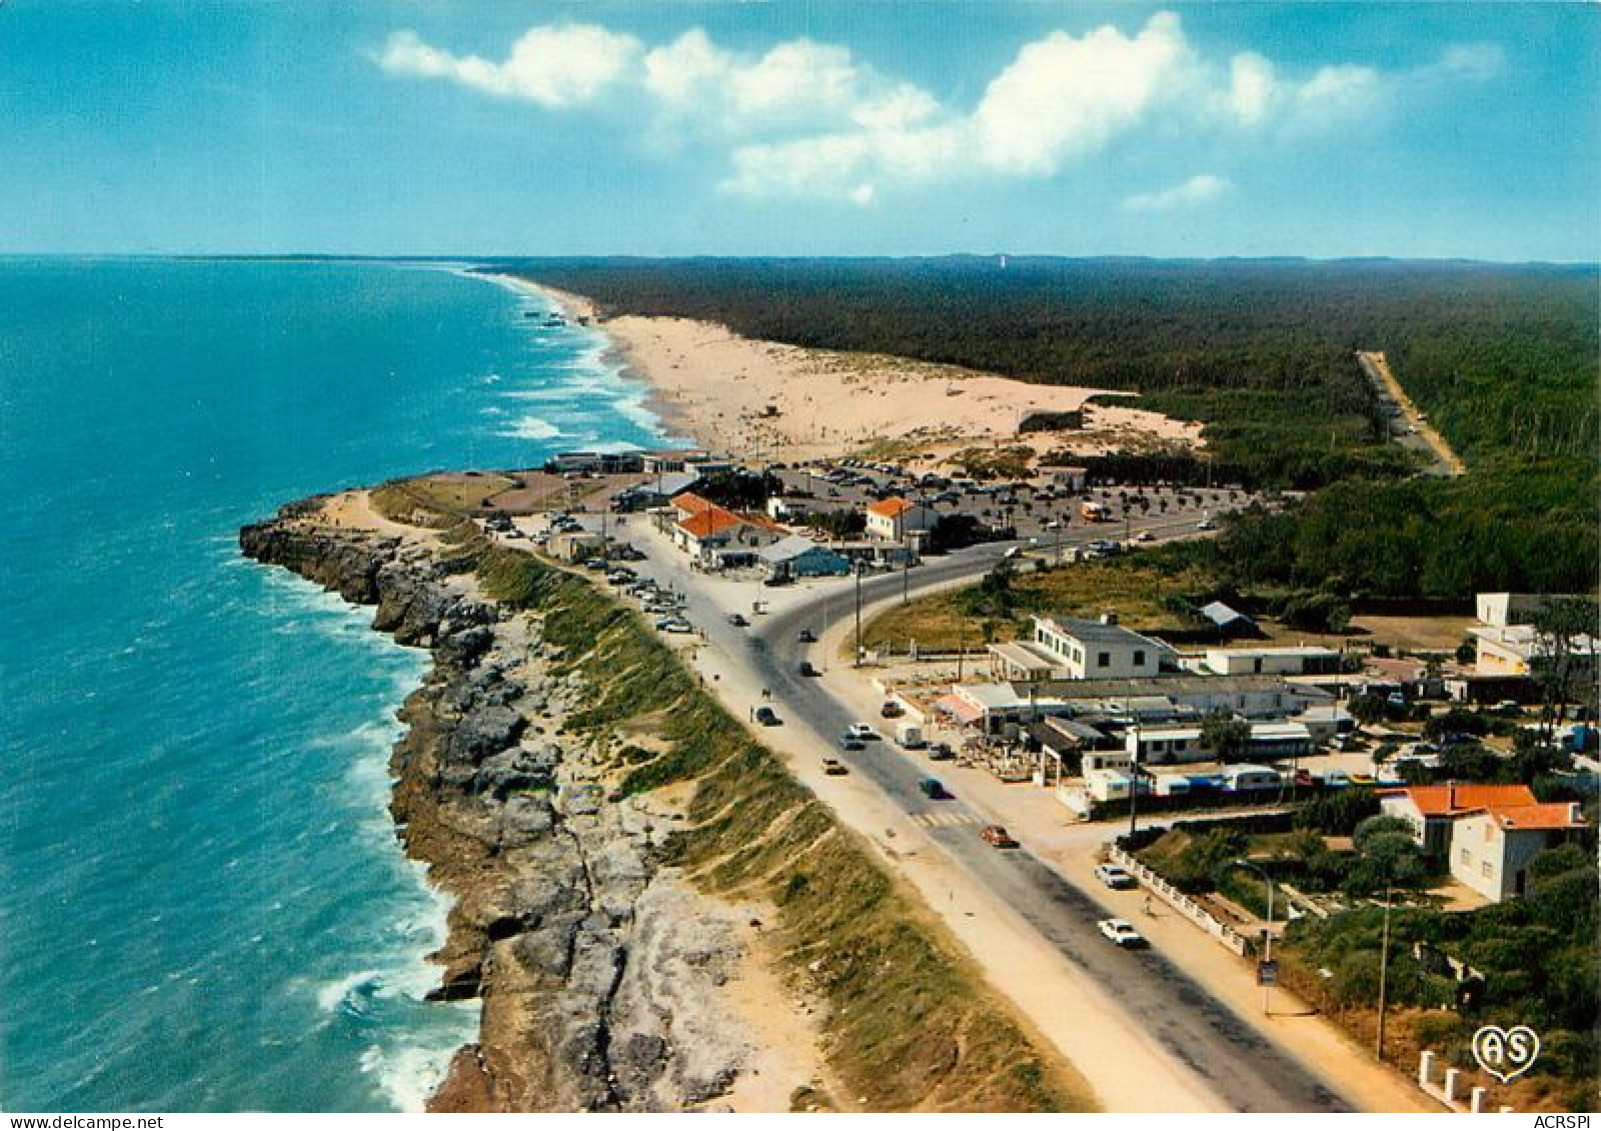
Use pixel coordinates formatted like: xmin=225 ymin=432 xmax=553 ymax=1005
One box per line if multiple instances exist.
xmin=911 ymin=810 xmax=981 ymax=828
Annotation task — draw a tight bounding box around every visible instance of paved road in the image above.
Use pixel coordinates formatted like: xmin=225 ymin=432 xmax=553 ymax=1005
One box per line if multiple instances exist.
xmin=1356 ymin=350 xmax=1465 ymax=478
xmin=733 ymin=543 xmax=1356 ymax=1113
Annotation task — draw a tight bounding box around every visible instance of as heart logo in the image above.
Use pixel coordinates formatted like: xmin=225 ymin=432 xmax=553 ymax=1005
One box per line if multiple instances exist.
xmin=1471 ymin=1024 xmax=1540 ymax=1083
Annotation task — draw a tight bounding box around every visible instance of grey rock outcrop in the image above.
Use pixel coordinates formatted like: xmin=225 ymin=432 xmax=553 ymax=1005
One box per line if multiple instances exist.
xmin=239 ymin=505 xmax=754 ymax=1112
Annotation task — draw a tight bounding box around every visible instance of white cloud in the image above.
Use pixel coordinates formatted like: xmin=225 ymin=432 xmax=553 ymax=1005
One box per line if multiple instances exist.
xmin=972 ymin=13 xmax=1189 ymax=176
xmin=1295 ymin=63 xmax=1382 ymax=118
xmin=379 ymin=25 xmax=641 ymax=107
xmin=1223 ymin=53 xmax=1275 ymax=126
xmin=376 ymin=17 xmax=1506 ymax=205
xmin=1430 ymin=43 xmax=1506 ymax=82
xmin=1122 ymin=174 xmax=1231 ymax=213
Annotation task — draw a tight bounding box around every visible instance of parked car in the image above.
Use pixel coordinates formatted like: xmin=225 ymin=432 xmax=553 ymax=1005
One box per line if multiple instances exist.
xmin=1097 ymin=919 xmax=1147 ymax=948
xmin=880 ymin=700 xmax=905 ymax=719
xmin=1093 ymin=864 xmax=1137 ymax=890
xmin=918 ymin=778 xmax=946 ymax=799
xmin=980 ymin=825 xmax=1018 ymax=849
xmin=821 ymin=757 xmax=849 ymax=776
xmin=927 ymin=742 xmax=955 ymax=761
xmin=754 ymin=706 xmax=780 ymax=727
xmin=798 ymin=660 xmax=819 ymax=677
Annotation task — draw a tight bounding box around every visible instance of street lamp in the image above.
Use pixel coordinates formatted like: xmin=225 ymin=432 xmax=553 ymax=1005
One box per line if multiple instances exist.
xmin=1222 ymin=858 xmax=1278 ymax=1015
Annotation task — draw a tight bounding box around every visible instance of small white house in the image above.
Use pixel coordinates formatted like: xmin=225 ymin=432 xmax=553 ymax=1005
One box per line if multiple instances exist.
xmin=1032 ymin=613 xmax=1169 ymax=680
xmin=1380 ymin=784 xmax=1588 ymax=901
xmin=1202 ymin=646 xmax=1342 ymax=677
xmin=864 ymin=496 xmax=938 ymax=542
xmin=1124 ymin=725 xmax=1205 ymax=765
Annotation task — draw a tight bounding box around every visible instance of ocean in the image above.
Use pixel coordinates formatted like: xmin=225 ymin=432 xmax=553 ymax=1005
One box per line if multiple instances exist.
xmin=0 ymin=259 xmax=668 ymax=1111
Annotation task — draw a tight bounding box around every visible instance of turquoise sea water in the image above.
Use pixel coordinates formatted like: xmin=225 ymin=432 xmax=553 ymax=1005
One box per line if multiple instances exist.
xmin=0 ymin=260 xmax=666 ymax=1111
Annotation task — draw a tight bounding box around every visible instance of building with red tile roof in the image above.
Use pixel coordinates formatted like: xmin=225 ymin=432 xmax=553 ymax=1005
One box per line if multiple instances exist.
xmin=1381 ymin=784 xmax=1587 ymax=902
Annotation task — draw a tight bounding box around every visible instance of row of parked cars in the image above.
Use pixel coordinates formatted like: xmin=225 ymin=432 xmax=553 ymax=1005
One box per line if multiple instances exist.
xmin=612 ymin=572 xmax=695 ymax=634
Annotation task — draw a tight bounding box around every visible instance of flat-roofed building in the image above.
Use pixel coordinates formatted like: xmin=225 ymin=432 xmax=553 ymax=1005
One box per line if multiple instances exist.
xmin=1201 ymin=645 xmax=1342 ymax=677
xmin=1031 ymin=613 xmax=1170 ymax=680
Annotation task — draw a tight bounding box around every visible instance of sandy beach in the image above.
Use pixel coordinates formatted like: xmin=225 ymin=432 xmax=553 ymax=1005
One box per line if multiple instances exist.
xmin=488 ymin=274 xmax=1201 ymax=465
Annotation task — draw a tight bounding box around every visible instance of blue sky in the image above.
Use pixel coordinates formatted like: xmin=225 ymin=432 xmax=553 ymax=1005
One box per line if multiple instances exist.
xmin=4 ymin=2 xmax=1597 ymax=260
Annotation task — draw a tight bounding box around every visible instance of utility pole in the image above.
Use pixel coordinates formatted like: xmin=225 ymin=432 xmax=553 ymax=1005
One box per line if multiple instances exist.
xmin=853 ymin=563 xmax=863 ymax=668
xmin=901 ymin=533 xmax=911 ymax=605
xmin=1375 ymin=876 xmax=1394 ymax=1061
xmin=1127 ymin=751 xmax=1141 ymax=838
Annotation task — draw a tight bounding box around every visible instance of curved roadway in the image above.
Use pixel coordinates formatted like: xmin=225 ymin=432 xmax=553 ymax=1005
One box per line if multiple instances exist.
xmin=735 ymin=543 xmax=1355 ymax=1113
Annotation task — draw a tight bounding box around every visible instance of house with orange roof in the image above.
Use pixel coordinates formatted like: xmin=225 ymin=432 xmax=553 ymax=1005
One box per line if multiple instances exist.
xmin=670 ymin=496 xmax=787 ymax=564
xmin=1381 ymin=783 xmax=1588 ymax=902
xmin=864 ymin=496 xmax=937 ymax=542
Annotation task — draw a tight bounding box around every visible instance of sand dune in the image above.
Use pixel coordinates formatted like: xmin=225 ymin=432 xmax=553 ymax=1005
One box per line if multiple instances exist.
xmin=504 ymin=276 xmax=1202 ymax=464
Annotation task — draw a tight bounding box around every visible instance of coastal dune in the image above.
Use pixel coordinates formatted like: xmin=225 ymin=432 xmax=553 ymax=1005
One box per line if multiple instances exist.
xmin=505 ymin=276 xmax=1201 ymax=464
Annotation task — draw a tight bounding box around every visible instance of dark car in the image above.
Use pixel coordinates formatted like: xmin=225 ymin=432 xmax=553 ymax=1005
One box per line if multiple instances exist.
xmin=798 ymin=660 xmax=819 ymax=677
xmin=918 ymin=778 xmax=946 ymax=799
xmin=838 ymin=735 xmax=866 ymax=752
xmin=927 ymin=742 xmax=955 ymax=761
xmin=797 ymin=628 xmax=817 ymax=643
xmin=754 ymin=706 xmax=780 ymax=727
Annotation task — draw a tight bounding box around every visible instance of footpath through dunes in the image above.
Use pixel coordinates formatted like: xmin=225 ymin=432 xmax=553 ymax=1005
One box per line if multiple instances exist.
xmin=240 ymin=489 xmax=1092 ymax=1113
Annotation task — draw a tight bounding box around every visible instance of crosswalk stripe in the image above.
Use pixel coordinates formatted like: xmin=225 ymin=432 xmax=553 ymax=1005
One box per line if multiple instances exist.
xmin=912 ymin=810 xmax=980 ymax=828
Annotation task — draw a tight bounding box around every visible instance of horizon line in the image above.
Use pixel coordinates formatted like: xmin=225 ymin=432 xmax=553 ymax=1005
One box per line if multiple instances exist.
xmin=1 ymin=251 xmax=1596 ymax=270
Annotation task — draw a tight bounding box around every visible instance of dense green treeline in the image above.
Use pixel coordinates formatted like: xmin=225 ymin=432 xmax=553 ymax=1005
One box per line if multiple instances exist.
xmin=513 ymin=256 xmax=1596 ymax=490
xmin=512 ymin=257 xmax=1597 ymax=601
xmin=1210 ymin=473 xmax=1598 ymax=600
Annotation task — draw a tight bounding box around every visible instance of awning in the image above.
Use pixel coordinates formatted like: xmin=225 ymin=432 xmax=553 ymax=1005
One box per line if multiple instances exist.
xmin=935 ymin=694 xmax=985 ymax=726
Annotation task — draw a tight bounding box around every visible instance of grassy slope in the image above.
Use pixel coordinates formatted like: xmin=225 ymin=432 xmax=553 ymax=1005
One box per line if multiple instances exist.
xmin=863 ymin=553 xmax=1213 ymax=653
xmin=467 ymin=535 xmax=1089 ymax=1112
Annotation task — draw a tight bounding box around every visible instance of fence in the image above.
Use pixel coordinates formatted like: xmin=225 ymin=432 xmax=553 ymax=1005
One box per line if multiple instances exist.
xmin=1106 ymin=845 xmax=1253 ymax=957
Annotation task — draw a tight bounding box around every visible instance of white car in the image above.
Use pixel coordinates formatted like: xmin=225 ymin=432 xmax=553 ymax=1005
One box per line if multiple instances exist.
xmin=1133 ymin=531 xmax=1154 ymax=543
xmin=1097 ymin=918 xmax=1147 ymax=948
xmin=1093 ymin=864 xmax=1137 ymax=890
xmin=846 ymin=724 xmax=881 ymax=741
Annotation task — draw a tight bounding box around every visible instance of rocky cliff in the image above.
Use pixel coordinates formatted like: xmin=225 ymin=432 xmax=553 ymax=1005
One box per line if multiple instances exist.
xmin=240 ymin=507 xmax=760 ymax=1112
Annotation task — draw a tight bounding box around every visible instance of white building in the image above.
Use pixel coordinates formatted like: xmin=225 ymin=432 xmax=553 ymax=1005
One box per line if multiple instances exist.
xmin=1476 ymin=592 xmax=1561 ymax=628
xmin=1124 ymin=725 xmax=1204 ymax=765
xmin=1469 ymin=623 xmax=1599 ymax=680
xmin=1123 ymin=720 xmax=1314 ymax=765
xmin=1381 ymin=784 xmax=1588 ymax=902
xmin=1031 ymin=614 xmax=1169 ymax=680
xmin=1200 ymin=646 xmax=1342 ymax=677
xmin=864 ymin=496 xmax=938 ymax=542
